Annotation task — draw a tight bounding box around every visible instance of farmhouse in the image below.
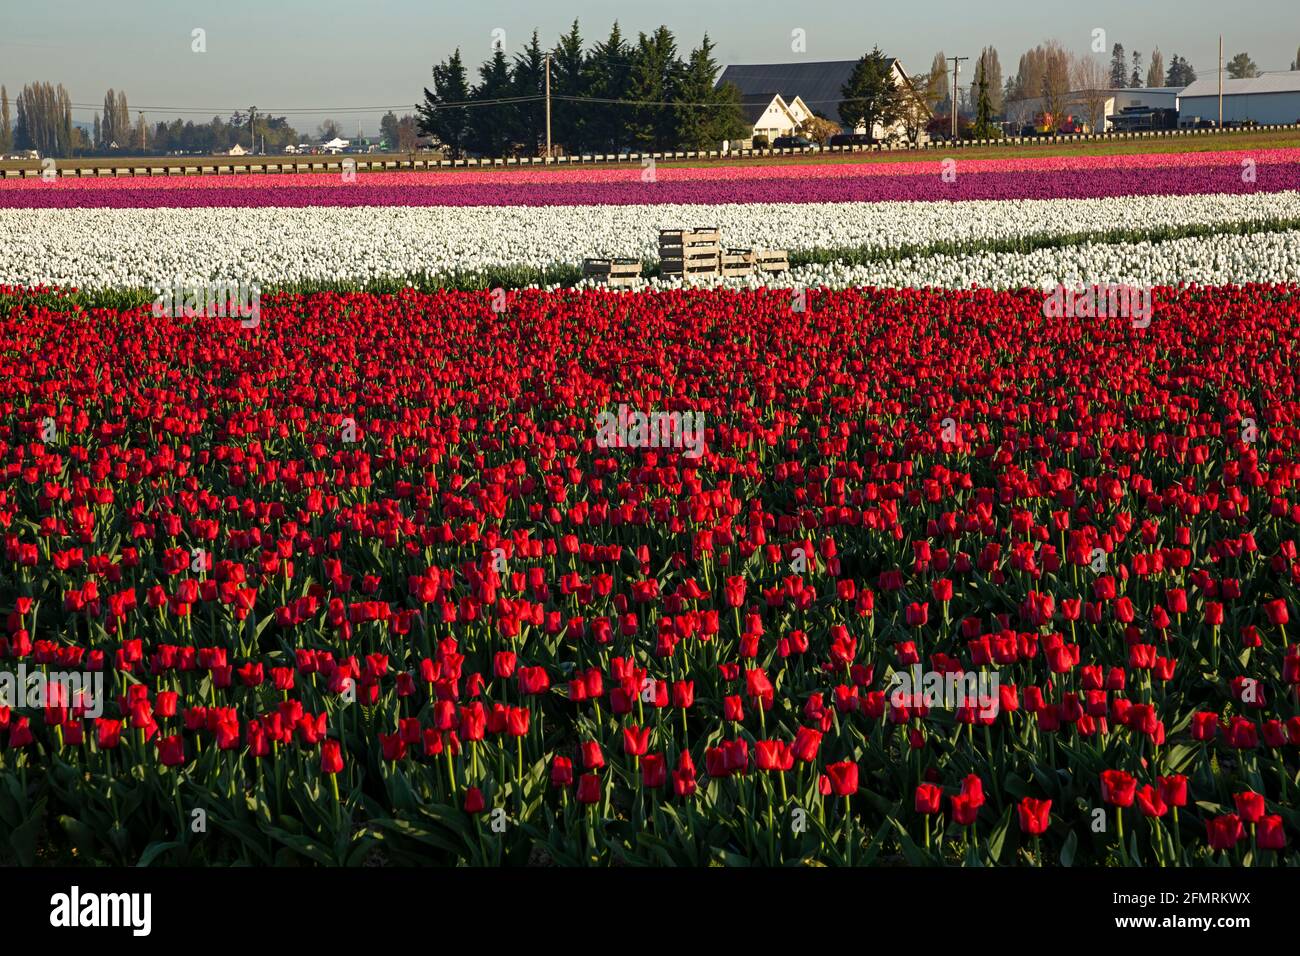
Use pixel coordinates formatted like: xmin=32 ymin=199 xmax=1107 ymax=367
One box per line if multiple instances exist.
xmin=1177 ymin=71 xmax=1300 ymax=126
xmin=737 ymin=92 xmax=814 ymax=143
xmin=718 ymin=58 xmax=921 ymax=143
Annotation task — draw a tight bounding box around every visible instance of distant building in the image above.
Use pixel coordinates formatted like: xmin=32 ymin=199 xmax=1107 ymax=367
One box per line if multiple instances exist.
xmin=320 ymin=137 xmax=350 ymax=154
xmin=1005 ymin=87 xmax=1179 ymax=133
xmin=738 ymin=92 xmax=813 ymax=143
xmin=225 ymin=143 xmax=249 ymax=156
xmin=1177 ymin=71 xmax=1300 ymax=126
xmin=1105 ymin=88 xmax=1181 ymax=131
xmin=718 ymin=58 xmax=924 ymax=144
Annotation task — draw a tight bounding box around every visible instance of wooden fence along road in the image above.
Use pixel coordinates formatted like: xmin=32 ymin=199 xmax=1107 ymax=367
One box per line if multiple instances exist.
xmin=3 ymin=123 xmax=1299 ymax=178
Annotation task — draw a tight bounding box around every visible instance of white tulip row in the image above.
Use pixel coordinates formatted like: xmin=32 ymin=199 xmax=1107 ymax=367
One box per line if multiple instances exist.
xmin=636 ymin=229 xmax=1300 ymax=292
xmin=2 ymin=190 xmax=1300 ymax=289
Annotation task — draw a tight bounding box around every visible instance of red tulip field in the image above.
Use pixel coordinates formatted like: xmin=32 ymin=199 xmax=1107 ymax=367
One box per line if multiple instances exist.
xmin=1 ymin=280 xmax=1296 ymax=866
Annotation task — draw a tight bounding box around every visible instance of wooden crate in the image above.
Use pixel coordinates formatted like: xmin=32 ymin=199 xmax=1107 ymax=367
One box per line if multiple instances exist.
xmin=753 ymin=249 xmax=790 ymax=273
xmin=583 ymin=257 xmax=643 ymax=287
xmin=721 ymin=248 xmax=756 ymax=277
xmin=659 ymin=227 xmax=723 ymax=278
xmin=659 ymin=227 xmax=721 ymax=247
xmin=660 ymin=254 xmax=721 ymax=278
xmin=661 ymin=243 xmax=720 ymax=262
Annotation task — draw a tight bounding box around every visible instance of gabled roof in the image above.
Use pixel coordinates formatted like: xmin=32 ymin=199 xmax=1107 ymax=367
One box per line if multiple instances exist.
xmin=1180 ymin=71 xmax=1300 ymax=98
xmin=719 ymin=59 xmax=900 ymax=118
xmin=738 ymin=92 xmax=793 ymax=125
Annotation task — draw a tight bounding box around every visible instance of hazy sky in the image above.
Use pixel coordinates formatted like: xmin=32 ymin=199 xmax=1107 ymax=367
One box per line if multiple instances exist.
xmin=3 ymin=0 xmax=1296 ymax=135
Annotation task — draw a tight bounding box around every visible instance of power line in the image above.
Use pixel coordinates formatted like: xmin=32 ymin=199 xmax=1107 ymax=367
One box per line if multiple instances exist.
xmin=66 ymin=102 xmax=428 ymax=114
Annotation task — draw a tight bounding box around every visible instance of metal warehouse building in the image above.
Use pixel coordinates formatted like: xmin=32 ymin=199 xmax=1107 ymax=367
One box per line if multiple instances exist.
xmin=1177 ymin=71 xmax=1300 ymax=126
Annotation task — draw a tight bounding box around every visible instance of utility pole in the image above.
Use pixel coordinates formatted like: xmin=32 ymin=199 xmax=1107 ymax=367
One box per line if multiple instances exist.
xmin=1218 ymin=35 xmax=1224 ymax=127
xmin=249 ymin=106 xmax=257 ymax=153
xmin=949 ymin=56 xmax=968 ymax=140
xmin=544 ymin=51 xmax=552 ymax=158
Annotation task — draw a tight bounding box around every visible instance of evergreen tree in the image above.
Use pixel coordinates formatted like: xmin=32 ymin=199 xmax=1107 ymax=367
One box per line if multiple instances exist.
xmin=1226 ymin=52 xmax=1260 ymax=79
xmin=1109 ymin=43 xmax=1127 ymax=87
xmin=417 ymin=48 xmax=472 ymax=159
xmin=674 ymin=35 xmax=719 ymax=150
xmin=1165 ymin=54 xmax=1196 ymax=87
xmin=551 ymin=19 xmax=587 ymax=153
xmin=674 ymin=35 xmax=746 ymax=150
xmin=625 ymin=26 xmax=682 ymax=151
xmin=379 ymin=111 xmax=400 ymax=149
xmin=970 ymin=47 xmax=1003 ymax=117
xmin=974 ymin=67 xmax=996 ymax=137
xmin=1130 ymin=50 xmax=1143 ymax=88
xmin=584 ymin=22 xmax=632 ymax=152
xmin=468 ymin=49 xmax=516 ymax=157
xmin=512 ymin=31 xmax=547 ymax=155
xmin=710 ymin=81 xmax=750 ymax=147
xmin=839 ymin=47 xmax=902 ymax=140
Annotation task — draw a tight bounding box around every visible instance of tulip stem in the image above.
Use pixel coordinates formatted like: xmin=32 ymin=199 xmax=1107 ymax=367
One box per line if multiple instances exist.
xmin=1117 ymin=807 xmax=1128 ymax=865
xmin=516 ymin=736 xmax=524 ymax=814
xmin=843 ymin=794 xmax=852 ymax=867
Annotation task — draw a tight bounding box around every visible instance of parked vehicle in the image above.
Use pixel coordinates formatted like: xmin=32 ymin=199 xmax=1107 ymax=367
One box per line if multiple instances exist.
xmin=771 ymin=135 xmax=813 ymax=149
xmin=829 ymin=133 xmax=874 ymax=147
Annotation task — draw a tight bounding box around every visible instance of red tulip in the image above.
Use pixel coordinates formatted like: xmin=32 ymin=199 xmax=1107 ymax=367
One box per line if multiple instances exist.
xmin=1017 ymin=797 xmax=1052 ymax=835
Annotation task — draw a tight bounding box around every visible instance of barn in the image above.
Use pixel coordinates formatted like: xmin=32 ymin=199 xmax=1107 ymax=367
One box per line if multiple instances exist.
xmin=1177 ymin=72 xmax=1300 ymax=126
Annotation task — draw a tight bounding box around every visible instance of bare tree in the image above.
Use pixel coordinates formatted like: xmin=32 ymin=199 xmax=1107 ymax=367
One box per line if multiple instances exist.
xmin=1072 ymin=55 xmax=1111 ymax=132
xmin=0 ymin=86 xmax=10 ymax=153
xmin=1039 ymin=41 xmax=1072 ymax=130
xmin=115 ymin=90 xmax=129 ymax=146
xmin=901 ymin=72 xmax=940 ymax=144
xmin=1013 ymin=46 xmax=1047 ymax=105
xmin=928 ymin=51 xmax=949 ymax=113
xmin=1147 ymin=50 xmax=1165 ymax=87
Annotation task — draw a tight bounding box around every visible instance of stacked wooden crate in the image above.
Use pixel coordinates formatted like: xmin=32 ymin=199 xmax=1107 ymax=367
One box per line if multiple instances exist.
xmin=720 ymin=248 xmax=756 ymax=277
xmin=753 ymin=249 xmax=791 ymax=273
xmin=582 ymin=257 xmax=643 ymax=287
xmin=659 ymin=228 xmax=721 ymax=279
